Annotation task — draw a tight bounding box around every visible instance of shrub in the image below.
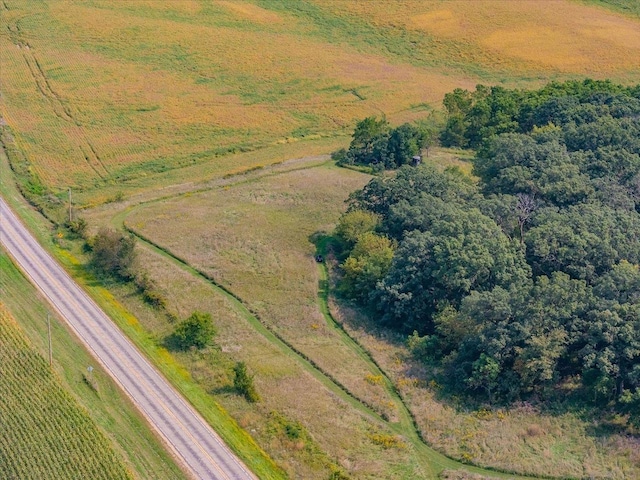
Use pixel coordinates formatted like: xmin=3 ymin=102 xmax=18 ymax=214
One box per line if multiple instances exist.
xmin=65 ymin=217 xmax=88 ymax=239
xmin=233 ymin=361 xmax=260 ymax=403
xmin=135 ymin=273 xmax=167 ymax=309
xmin=173 ymin=311 xmax=216 ymax=349
xmin=90 ymin=228 xmax=136 ymax=280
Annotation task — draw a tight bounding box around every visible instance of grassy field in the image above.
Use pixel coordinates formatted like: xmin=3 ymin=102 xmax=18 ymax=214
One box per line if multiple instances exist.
xmin=330 ymin=299 xmax=640 ymax=479
xmin=2 ymin=0 xmax=639 ymax=201
xmin=94 ymin=161 xmax=437 ymax=479
xmin=86 ymin=158 xmax=538 ymax=479
xmin=2 ymin=0 xmax=640 ymax=478
xmin=0 ymin=304 xmax=133 ymax=480
xmin=317 ymin=0 xmax=640 ymax=77
xmin=102 ymin=155 xmax=634 ymax=479
xmin=582 ymin=0 xmax=640 ymax=18
xmin=124 ymin=163 xmax=394 ymax=414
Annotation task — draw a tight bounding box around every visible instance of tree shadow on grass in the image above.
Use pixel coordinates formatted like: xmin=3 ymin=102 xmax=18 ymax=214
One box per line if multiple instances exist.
xmin=211 ymin=385 xmax=237 ymax=396
xmin=162 ymin=333 xmax=185 ymax=353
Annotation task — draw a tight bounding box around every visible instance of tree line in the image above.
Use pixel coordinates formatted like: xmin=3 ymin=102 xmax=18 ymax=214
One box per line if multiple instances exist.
xmin=335 ymin=80 xmax=640 ymax=425
xmin=332 ymin=116 xmax=436 ymax=170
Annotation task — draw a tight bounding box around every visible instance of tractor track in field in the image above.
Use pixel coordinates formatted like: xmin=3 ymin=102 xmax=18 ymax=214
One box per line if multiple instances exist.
xmin=3 ymin=3 xmax=110 ymax=180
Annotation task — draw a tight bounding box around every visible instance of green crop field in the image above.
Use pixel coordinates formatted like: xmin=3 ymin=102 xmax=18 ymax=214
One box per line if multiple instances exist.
xmin=0 ymin=303 xmax=132 ymax=480
xmin=0 ymin=248 xmax=188 ymax=480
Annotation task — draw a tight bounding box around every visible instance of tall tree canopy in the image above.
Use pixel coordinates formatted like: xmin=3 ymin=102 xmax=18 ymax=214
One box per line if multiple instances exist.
xmin=337 ymin=80 xmax=640 ymax=425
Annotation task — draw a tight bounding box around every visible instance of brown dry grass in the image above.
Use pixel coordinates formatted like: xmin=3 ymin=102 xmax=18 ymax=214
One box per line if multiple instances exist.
xmin=324 ymin=0 xmax=640 ymax=75
xmin=0 ymin=0 xmax=475 ymax=191
xmin=328 ymin=299 xmax=640 ymax=479
xmin=123 ymin=163 xmax=407 ymax=420
xmin=7 ymin=0 xmax=639 ymax=195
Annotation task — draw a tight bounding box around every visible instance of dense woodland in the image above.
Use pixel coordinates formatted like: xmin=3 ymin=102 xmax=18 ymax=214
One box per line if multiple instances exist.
xmin=335 ymin=80 xmax=640 ymax=425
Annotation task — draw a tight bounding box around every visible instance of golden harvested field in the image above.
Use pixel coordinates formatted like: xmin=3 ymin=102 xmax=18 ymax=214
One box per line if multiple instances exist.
xmin=2 ymin=0 xmax=639 ymax=195
xmin=322 ymin=0 xmax=640 ymax=75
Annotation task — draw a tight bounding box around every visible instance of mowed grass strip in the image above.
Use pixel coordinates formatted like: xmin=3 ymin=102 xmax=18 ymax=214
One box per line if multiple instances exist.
xmin=0 ymin=303 xmax=132 ymax=480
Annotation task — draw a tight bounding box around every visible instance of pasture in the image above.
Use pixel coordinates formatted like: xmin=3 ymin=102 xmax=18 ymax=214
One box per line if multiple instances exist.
xmin=102 ymin=161 xmax=436 ymax=479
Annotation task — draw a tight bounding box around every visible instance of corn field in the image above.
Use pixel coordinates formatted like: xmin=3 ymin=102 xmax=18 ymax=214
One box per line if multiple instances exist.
xmin=0 ymin=305 xmax=132 ymax=480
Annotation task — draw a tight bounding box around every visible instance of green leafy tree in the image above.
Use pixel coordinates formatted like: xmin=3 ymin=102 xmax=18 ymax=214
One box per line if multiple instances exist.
xmin=233 ymin=362 xmax=260 ymax=403
xmin=335 ymin=209 xmax=380 ymax=249
xmin=343 ymin=80 xmax=640 ymax=422
xmin=173 ymin=311 xmax=216 ymax=349
xmin=525 ymin=204 xmax=640 ymax=281
xmin=340 ymin=232 xmax=394 ymax=301
xmin=467 ymin=353 xmax=501 ymax=403
xmin=385 ymin=123 xmax=426 ymax=168
xmin=375 ymin=208 xmax=529 ymax=332
xmin=348 ymin=116 xmax=390 ymax=165
xmin=91 ymin=228 xmax=137 ymax=280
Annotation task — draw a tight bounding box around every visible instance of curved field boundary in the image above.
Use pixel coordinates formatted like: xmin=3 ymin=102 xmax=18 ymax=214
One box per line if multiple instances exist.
xmin=115 ymin=164 xmax=547 ymax=480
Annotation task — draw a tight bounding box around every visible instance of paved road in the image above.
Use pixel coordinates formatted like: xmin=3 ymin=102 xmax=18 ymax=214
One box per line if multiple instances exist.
xmin=0 ymin=197 xmax=257 ymax=480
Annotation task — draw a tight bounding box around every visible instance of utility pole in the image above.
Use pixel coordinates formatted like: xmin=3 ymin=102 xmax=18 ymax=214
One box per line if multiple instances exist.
xmin=68 ymin=187 xmax=72 ymax=223
xmin=47 ymin=313 xmax=52 ymax=368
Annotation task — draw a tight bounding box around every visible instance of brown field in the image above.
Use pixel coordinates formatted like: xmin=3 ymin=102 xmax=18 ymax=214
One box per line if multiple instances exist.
xmin=323 ymin=0 xmax=640 ymax=75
